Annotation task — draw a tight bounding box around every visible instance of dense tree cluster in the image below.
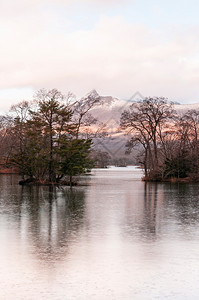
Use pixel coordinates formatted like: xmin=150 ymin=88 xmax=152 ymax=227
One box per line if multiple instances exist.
xmin=1 ymin=88 xmax=108 ymax=186
xmin=121 ymin=97 xmax=199 ymax=181
xmin=0 ymin=90 xmax=198 ymax=184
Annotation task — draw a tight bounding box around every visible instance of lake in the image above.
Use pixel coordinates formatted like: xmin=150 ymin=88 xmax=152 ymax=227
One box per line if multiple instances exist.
xmin=1 ymin=166 xmax=199 ymax=299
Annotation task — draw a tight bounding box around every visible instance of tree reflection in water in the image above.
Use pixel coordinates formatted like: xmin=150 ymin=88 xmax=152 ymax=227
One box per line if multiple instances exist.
xmin=24 ymin=186 xmax=86 ymax=262
xmin=142 ymin=182 xmax=158 ymax=238
xmin=122 ymin=182 xmax=160 ymax=242
xmin=1 ymin=174 xmax=199 ymax=263
xmin=0 ymin=176 xmax=86 ymax=264
xmin=122 ymin=181 xmax=199 ymax=242
xmin=163 ymin=183 xmax=199 ymax=227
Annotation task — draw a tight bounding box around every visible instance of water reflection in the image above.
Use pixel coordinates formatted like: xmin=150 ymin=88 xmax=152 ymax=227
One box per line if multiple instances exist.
xmin=0 ymin=178 xmax=86 ymax=263
xmin=1 ymin=171 xmax=199 ymax=299
xmin=122 ymin=180 xmax=199 ymax=242
xmin=121 ymin=182 xmax=161 ymax=242
xmin=26 ymin=187 xmax=85 ymax=262
xmin=1 ymin=173 xmax=199 ymax=250
xmin=163 ymin=183 xmax=199 ymax=229
xmin=143 ymin=183 xmax=158 ymax=237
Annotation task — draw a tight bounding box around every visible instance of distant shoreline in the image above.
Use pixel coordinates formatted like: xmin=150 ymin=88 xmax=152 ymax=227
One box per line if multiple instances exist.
xmin=142 ymin=176 xmax=199 ymax=183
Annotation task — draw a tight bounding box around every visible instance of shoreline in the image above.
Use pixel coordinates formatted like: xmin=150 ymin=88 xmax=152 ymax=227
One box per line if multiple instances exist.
xmin=142 ymin=176 xmax=199 ymax=183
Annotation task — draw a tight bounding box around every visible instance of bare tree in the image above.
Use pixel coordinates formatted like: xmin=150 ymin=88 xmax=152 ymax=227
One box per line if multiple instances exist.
xmin=121 ymin=97 xmax=174 ymax=178
xmin=0 ymin=115 xmax=13 ymax=160
xmin=71 ymin=91 xmax=110 ymax=140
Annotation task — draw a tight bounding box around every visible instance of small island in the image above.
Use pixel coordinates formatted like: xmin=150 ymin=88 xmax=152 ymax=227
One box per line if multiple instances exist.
xmin=6 ymin=89 xmax=96 ymax=187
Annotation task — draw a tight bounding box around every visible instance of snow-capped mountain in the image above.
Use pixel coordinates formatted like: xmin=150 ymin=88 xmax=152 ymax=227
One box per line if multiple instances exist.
xmin=87 ymin=91 xmax=199 ymax=159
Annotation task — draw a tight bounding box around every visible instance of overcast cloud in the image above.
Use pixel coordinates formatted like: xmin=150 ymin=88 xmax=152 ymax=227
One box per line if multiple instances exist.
xmin=0 ymin=0 xmax=199 ymax=111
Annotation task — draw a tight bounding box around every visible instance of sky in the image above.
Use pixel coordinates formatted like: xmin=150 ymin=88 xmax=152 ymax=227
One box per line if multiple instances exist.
xmin=1 ymin=0 xmax=199 ymax=111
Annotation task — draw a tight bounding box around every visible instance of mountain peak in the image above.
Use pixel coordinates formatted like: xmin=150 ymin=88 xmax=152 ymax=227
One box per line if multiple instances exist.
xmin=86 ymin=89 xmax=99 ymax=98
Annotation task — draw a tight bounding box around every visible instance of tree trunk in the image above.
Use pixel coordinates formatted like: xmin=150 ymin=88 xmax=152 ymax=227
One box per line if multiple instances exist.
xmin=70 ymin=175 xmax=73 ymax=188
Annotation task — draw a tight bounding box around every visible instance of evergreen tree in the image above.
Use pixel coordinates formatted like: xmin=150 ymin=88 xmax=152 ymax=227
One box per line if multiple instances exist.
xmin=59 ymin=139 xmax=93 ymax=186
xmin=10 ymin=89 xmax=94 ymax=185
xmin=29 ymin=89 xmax=74 ymax=182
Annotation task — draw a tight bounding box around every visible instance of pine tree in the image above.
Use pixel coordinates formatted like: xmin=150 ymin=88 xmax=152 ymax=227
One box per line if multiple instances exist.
xmin=29 ymin=89 xmax=73 ymax=182
xmin=58 ymin=139 xmax=93 ymax=187
xmin=10 ymin=89 xmax=94 ymax=185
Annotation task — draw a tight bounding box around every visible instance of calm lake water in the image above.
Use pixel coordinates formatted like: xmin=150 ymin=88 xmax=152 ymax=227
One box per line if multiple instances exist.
xmin=1 ymin=167 xmax=199 ymax=299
